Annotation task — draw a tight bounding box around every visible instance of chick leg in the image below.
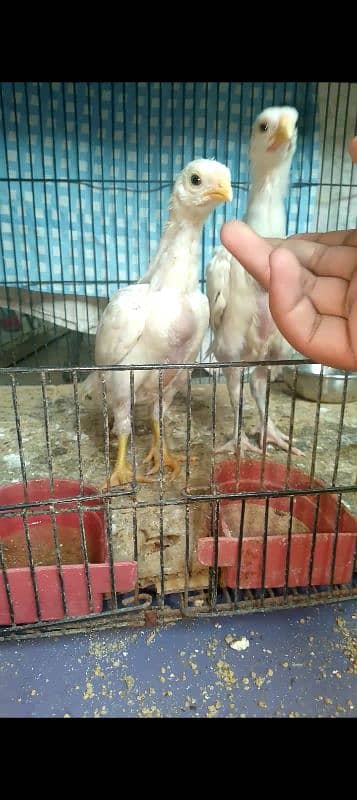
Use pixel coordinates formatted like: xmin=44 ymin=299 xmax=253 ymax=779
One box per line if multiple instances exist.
xmin=215 ymin=410 xmax=263 ymax=455
xmin=143 ymin=419 xmax=182 ymax=479
xmin=250 ymin=366 xmax=303 ymax=455
xmin=144 ymin=368 xmax=200 ymax=478
xmin=215 ymin=366 xmax=262 ymax=455
xmin=101 ymin=433 xmax=133 ymax=489
xmin=102 ymin=433 xmax=150 ymax=490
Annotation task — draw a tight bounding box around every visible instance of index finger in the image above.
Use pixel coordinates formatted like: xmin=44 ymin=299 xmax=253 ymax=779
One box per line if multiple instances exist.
xmin=220 ymin=221 xmax=281 ymax=289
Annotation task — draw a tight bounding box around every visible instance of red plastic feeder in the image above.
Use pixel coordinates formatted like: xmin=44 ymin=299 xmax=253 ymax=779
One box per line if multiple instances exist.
xmin=0 ymin=310 xmax=21 ymax=331
xmin=0 ymin=479 xmax=137 ymax=625
xmin=197 ymin=461 xmax=357 ymax=589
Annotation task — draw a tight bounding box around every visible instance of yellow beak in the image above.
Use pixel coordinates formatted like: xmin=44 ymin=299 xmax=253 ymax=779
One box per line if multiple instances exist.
xmin=268 ymin=116 xmax=294 ymax=152
xmin=206 ymin=180 xmax=233 ymax=203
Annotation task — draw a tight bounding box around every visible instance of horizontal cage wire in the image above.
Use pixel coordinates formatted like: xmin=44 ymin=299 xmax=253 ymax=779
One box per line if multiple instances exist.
xmin=0 ymin=82 xmax=356 ymax=637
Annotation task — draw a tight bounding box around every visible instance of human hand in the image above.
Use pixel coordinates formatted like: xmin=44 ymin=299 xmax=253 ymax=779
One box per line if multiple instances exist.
xmin=220 ymin=222 xmax=357 ymax=370
xmin=220 ymin=136 xmax=357 ymax=370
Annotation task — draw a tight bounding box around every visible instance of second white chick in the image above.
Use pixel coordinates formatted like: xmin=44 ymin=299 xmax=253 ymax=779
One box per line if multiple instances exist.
xmin=206 ymin=106 xmax=303 ymax=456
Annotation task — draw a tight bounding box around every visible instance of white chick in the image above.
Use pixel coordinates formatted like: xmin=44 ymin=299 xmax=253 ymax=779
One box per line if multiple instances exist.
xmin=206 ymin=106 xmax=303 ymax=456
xmin=84 ymin=159 xmax=232 ymax=487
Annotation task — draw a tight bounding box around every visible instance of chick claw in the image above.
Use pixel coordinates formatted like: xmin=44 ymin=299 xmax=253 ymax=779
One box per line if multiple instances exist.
xmin=101 ymin=463 xmax=153 ymax=491
xmin=252 ymin=423 xmax=304 ymax=456
xmin=101 ymin=463 xmax=133 ymax=492
xmin=143 ymin=448 xmax=198 ymax=480
xmin=215 ymin=432 xmax=262 ymax=456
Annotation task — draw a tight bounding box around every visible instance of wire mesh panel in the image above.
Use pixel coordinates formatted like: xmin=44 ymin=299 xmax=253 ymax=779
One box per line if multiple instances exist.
xmin=0 ymin=359 xmax=355 ymax=638
xmin=0 ymin=82 xmax=356 ymax=637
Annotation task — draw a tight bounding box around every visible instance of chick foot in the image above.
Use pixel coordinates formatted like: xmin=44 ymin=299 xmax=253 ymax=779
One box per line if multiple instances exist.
xmin=215 ymin=431 xmax=262 ymax=456
xmin=143 ymin=417 xmax=198 ymax=480
xmin=143 ymin=446 xmax=182 ymax=480
xmin=143 ymin=444 xmax=199 ymax=478
xmin=101 ymin=462 xmax=153 ymax=491
xmin=101 ymin=461 xmax=134 ymax=491
xmin=143 ymin=445 xmax=198 ymax=480
xmin=252 ymin=421 xmax=304 ymax=456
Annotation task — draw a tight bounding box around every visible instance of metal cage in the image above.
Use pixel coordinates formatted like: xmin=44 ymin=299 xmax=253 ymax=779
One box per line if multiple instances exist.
xmin=0 ymin=82 xmax=356 ymax=638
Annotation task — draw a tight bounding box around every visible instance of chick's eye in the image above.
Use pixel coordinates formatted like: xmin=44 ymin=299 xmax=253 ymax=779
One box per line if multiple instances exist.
xmin=259 ymin=122 xmax=269 ymax=133
xmin=190 ymin=173 xmax=201 ymax=186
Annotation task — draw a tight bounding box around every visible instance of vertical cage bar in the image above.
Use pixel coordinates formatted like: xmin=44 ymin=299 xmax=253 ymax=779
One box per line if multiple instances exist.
xmin=329 ymin=492 xmax=343 ymax=590
xmin=306 ymin=82 xmax=319 ymax=232
xmin=23 ymin=82 xmax=46 ymax=333
xmin=40 ymin=370 xmax=67 ymax=614
xmin=260 ymin=497 xmax=269 ymax=606
xmin=233 ymin=366 xmax=245 ymax=486
xmin=99 ymin=369 xmax=112 ymax=491
xmin=11 ymin=375 xmax=28 ymax=493
xmin=49 ymin=82 xmax=70 ymax=363
xmin=307 ymin=493 xmax=321 ymax=592
xmin=122 ymin=82 xmax=133 ymax=286
xmin=147 ymin=82 xmax=152 ymax=263
xmin=97 ymin=368 xmax=117 ymax=611
xmin=40 ymin=370 xmax=54 ymax=493
xmin=283 ymin=495 xmax=295 ymax=602
xmin=184 ymin=368 xmax=192 ymax=609
xmin=259 ymin=366 xmax=271 ymax=486
xmin=98 ymin=82 xmax=110 ymax=300
xmin=73 ymin=82 xmax=95 ymax=333
xmin=332 ymin=372 xmax=349 ymax=486
xmin=134 ymin=82 xmax=141 ymax=280
xmin=285 ymin=365 xmax=298 ymax=487
xmin=87 ymin=82 xmax=102 ymax=314
xmin=309 ymin=364 xmax=324 ymax=483
xmin=316 ymin=82 xmax=331 ymax=231
xmin=210 ymin=367 xmax=217 ymax=489
xmin=61 ymin=82 xmax=79 ymax=339
xmin=22 ymin=509 xmax=42 ymax=621
xmin=326 ymin=83 xmax=341 ymax=231
xmin=209 ymin=498 xmax=220 ymax=611
xmin=158 ymin=367 xmax=165 ymax=606
xmin=104 ymin=493 xmax=118 ymax=609
xmin=233 ymin=496 xmax=246 ymax=608
xmin=129 ymin=369 xmax=138 ymax=562
xmin=111 ymin=82 xmax=121 ymax=286
xmin=72 ymin=369 xmax=84 ymax=492
xmin=77 ymin=500 xmax=93 ymax=613
xmin=129 ymin=368 xmax=139 ymax=606
xmin=37 ymin=83 xmax=58 ymax=333
xmin=208 ymin=366 xmax=219 ymax=607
